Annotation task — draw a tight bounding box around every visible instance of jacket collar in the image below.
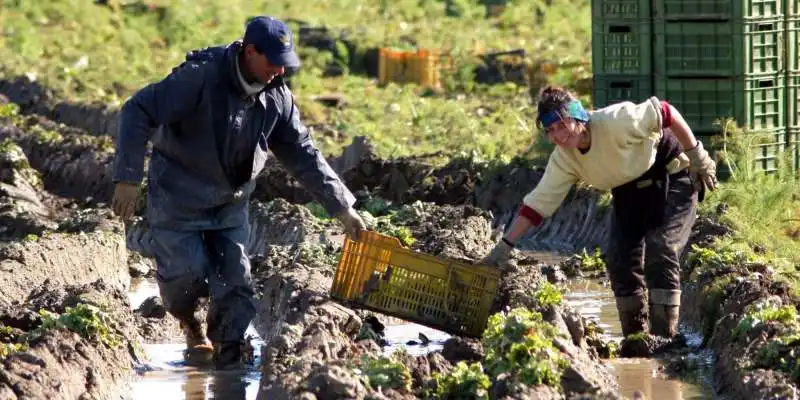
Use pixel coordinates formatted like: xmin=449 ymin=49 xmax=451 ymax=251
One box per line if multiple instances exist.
xmin=224 ymin=41 xmax=255 ymax=99
xmin=223 ymin=40 xmax=286 ymax=102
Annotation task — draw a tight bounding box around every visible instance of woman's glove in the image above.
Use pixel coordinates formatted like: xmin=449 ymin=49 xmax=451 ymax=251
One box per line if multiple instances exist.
xmin=685 ymin=141 xmax=717 ymax=196
xmin=479 ymin=239 xmax=514 ymax=267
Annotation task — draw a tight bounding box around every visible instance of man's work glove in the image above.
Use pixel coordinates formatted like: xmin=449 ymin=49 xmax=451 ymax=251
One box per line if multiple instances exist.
xmin=685 ymin=141 xmax=717 ymax=198
xmin=479 ymin=238 xmax=514 ymax=268
xmin=336 ymin=207 xmax=366 ymax=240
xmin=112 ymin=182 xmax=140 ymax=223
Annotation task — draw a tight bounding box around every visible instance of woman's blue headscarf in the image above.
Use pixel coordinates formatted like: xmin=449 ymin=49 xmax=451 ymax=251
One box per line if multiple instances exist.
xmin=538 ymin=99 xmax=589 ymax=129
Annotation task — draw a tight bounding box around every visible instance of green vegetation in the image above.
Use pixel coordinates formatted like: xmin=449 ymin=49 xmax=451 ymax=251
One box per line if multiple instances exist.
xmin=0 ymin=102 xmax=20 ymax=119
xmin=0 ymin=324 xmax=27 ymax=360
xmin=423 ymin=307 xmax=570 ymax=398
xmin=750 ymin=331 xmax=800 ymax=383
xmin=625 ymin=332 xmax=649 ymax=343
xmin=432 ymin=361 xmax=491 ymax=399
xmin=575 ymin=247 xmax=605 ymax=274
xmin=352 ymin=353 xmax=413 ymax=391
xmin=696 ymin=121 xmax=800 ymax=292
xmin=481 ymin=307 xmax=568 ymax=388
xmin=731 ymin=303 xmax=798 ymax=343
xmin=304 ymin=202 xmax=331 ymax=220
xmin=532 ymin=281 xmax=563 ymax=308
xmin=0 ymin=0 xmax=591 ymax=161
xmin=297 ymin=243 xmax=341 ymax=269
xmin=35 ymin=303 xmax=122 ymax=348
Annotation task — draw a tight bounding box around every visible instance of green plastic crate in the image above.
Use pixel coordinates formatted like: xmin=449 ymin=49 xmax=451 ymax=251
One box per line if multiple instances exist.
xmin=592 ymin=0 xmax=651 ymax=20
xmin=654 ymin=19 xmax=784 ymax=76
xmin=592 ymin=75 xmax=653 ymax=108
xmin=749 ymin=127 xmax=789 ymax=172
xmin=592 ymin=21 xmax=652 ymax=75
xmin=655 ymin=74 xmax=785 ymax=132
xmin=702 ymin=128 xmax=790 ymax=173
xmin=789 ymin=128 xmax=800 ymax=172
xmin=789 ymin=18 xmax=800 ymax=71
xmin=789 ymin=72 xmax=800 ymax=128
xmin=653 ymin=0 xmax=782 ymax=20
xmin=789 ymin=0 xmax=799 ymax=16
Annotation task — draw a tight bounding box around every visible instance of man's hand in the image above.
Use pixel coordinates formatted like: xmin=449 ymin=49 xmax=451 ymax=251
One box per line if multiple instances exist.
xmin=336 ymin=207 xmax=366 ymax=240
xmin=480 ymin=239 xmax=514 ymax=267
xmin=112 ymin=182 xmax=140 ymax=223
xmin=685 ymin=141 xmax=718 ymax=194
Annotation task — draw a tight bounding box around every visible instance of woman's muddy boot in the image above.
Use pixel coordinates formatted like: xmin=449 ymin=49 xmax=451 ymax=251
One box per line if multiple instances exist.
xmin=648 ymin=289 xmax=681 ymax=338
xmin=213 ymin=341 xmax=244 ymax=370
xmin=616 ymin=294 xmax=652 ymax=357
xmin=616 ymin=294 xmax=648 ymax=337
xmin=649 ymin=303 xmax=679 ymax=338
xmin=181 ymin=318 xmax=214 ymax=367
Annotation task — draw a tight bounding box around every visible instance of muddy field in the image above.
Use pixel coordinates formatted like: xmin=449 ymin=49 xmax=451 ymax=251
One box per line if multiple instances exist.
xmin=1 ymin=82 xmax=799 ymax=400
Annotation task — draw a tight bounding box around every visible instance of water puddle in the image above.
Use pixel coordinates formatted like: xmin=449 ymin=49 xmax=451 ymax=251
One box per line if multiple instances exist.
xmin=127 ymin=278 xmax=262 ymax=400
xmin=382 ymin=320 xmax=451 ymax=356
xmin=125 ymin=273 xmax=715 ymax=399
xmin=564 ymin=278 xmax=716 ymax=399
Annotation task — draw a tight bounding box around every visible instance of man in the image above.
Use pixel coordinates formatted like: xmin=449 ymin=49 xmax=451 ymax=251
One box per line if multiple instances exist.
xmin=480 ymin=86 xmax=717 ymax=347
xmin=111 ymin=16 xmax=366 ymax=369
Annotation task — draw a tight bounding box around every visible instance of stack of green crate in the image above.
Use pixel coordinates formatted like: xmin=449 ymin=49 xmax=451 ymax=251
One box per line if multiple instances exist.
xmin=654 ymin=0 xmax=786 ymax=172
xmin=591 ymin=0 xmax=654 ymax=106
xmin=592 ymin=0 xmax=800 ymax=173
xmin=789 ymin=0 xmax=800 ymax=171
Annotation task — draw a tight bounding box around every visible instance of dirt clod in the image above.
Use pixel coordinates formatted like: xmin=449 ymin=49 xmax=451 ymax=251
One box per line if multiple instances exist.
xmin=0 ymin=279 xmax=141 ymax=399
xmin=137 ymin=296 xmax=166 ymax=319
xmin=441 ymin=337 xmax=484 ymax=364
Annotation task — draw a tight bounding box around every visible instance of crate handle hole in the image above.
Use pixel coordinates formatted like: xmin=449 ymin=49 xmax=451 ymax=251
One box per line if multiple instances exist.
xmin=609 ymin=82 xmax=633 ymax=89
xmin=758 ymin=79 xmax=775 ymax=88
xmin=608 ymin=25 xmax=631 ymax=33
xmin=756 ymin=23 xmax=775 ymax=32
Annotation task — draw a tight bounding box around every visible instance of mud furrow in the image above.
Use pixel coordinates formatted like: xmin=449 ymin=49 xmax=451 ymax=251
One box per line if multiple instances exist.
xmin=0 ymin=280 xmax=142 ymax=400
xmin=0 ymin=77 xmax=120 ymax=137
xmin=0 ymin=116 xmax=116 ymax=205
xmin=679 ymin=219 xmax=800 ymax=399
xmin=245 ymin=199 xmax=620 ymax=399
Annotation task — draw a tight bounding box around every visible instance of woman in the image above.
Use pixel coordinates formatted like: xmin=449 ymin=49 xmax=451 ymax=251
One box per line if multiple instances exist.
xmin=480 ymin=86 xmax=718 ymax=340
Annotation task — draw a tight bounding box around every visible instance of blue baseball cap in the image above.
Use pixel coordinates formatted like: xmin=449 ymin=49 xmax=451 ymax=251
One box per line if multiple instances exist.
xmin=243 ymin=16 xmax=300 ymax=68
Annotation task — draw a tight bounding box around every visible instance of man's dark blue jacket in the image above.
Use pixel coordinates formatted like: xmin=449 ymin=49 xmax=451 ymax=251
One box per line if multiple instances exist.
xmin=112 ymin=40 xmax=355 ymax=230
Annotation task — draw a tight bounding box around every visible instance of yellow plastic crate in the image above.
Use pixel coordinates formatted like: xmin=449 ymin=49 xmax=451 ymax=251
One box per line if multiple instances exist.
xmin=330 ymin=231 xmax=501 ymax=338
xmin=377 ymin=48 xmax=445 ymax=89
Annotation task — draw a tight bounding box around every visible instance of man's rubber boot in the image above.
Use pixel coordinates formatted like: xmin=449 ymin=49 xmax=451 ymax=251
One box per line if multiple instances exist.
xmin=181 ymin=317 xmax=214 ymax=367
xmin=648 ymin=289 xmax=682 ymax=338
xmin=213 ymin=341 xmax=244 ymax=371
xmin=616 ymin=294 xmax=651 ymax=357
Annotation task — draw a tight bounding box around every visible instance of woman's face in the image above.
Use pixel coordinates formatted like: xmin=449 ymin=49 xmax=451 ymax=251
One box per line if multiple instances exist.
xmin=545 ymin=116 xmax=582 ymax=149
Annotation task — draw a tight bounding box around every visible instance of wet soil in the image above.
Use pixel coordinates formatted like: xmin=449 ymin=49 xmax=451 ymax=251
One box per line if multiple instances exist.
xmin=565 ymin=279 xmax=716 ymax=400
xmin=246 ymin=199 xmax=623 ymax=399
xmin=2 ymin=88 xmax=793 ymax=400
xmin=680 ymin=263 xmax=800 ymax=399
xmin=0 ymin=279 xmax=143 ymax=399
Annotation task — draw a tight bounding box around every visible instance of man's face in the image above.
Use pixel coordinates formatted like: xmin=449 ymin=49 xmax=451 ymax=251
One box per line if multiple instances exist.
xmin=244 ymin=44 xmax=286 ymax=85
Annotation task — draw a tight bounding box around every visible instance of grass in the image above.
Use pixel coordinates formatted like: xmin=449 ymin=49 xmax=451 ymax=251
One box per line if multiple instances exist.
xmin=696 ymin=119 xmax=800 ymax=292
xmin=0 ymin=0 xmax=590 ymax=161
xmin=0 ymin=1 xmax=798 ymax=293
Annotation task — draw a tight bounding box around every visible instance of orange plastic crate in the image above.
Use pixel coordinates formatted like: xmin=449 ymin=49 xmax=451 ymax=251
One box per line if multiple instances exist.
xmin=330 ymin=231 xmax=501 ymax=338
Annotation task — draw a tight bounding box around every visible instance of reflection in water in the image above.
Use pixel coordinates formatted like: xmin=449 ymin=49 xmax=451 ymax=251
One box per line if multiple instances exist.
xmin=382 ymin=322 xmax=452 ymax=356
xmin=128 ymin=278 xmax=262 ymax=400
xmin=127 ymin=273 xmax=715 ymax=400
xmin=564 ymin=279 xmax=714 ymax=400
